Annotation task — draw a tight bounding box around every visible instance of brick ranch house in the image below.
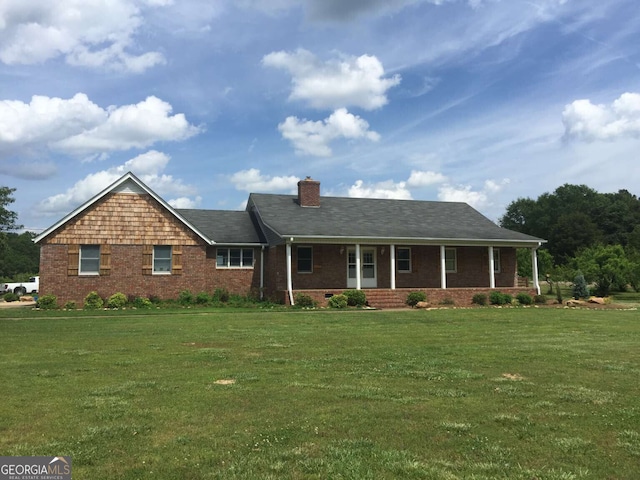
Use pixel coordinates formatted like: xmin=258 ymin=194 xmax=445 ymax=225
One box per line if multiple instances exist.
xmin=35 ymin=172 xmax=546 ymax=308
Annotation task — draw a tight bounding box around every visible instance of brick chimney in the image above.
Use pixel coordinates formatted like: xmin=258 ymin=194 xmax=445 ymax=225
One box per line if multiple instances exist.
xmin=297 ymin=177 xmax=320 ymax=207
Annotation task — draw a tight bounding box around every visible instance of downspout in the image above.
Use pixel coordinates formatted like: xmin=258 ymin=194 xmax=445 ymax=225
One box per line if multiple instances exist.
xmin=286 ymin=241 xmax=294 ymax=305
xmin=260 ymin=245 xmax=264 ymax=300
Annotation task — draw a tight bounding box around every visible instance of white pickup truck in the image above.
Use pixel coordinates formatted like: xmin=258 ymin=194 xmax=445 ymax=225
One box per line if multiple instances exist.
xmin=1 ymin=276 xmax=40 ymax=295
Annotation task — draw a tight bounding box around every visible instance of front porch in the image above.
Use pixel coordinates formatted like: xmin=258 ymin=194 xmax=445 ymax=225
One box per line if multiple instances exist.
xmin=285 ymin=287 xmax=539 ymax=309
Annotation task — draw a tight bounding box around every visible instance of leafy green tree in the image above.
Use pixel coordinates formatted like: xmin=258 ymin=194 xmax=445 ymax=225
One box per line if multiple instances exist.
xmin=0 ymin=232 xmax=40 ymax=279
xmin=0 ymin=187 xmax=22 ymax=258
xmin=516 ymin=248 xmax=553 ymax=279
xmin=573 ymin=244 xmax=632 ymax=296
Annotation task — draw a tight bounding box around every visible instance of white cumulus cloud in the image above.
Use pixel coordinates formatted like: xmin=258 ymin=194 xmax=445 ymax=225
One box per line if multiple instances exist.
xmin=0 ymin=0 xmax=166 ymax=72
xmin=348 ymin=179 xmax=412 ymax=200
xmin=263 ymin=49 xmax=400 ymax=110
xmin=437 ymin=178 xmax=509 ymax=210
xmin=562 ymin=92 xmax=640 ymax=142
xmin=407 ymin=170 xmax=448 ymax=187
xmin=279 ymin=108 xmax=380 ymax=157
xmin=37 ymin=150 xmax=199 ymax=215
xmin=0 ymin=94 xmax=201 ymax=169
xmin=230 ymin=168 xmax=299 ymax=193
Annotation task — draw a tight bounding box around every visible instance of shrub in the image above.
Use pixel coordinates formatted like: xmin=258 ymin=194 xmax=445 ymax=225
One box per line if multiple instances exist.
xmin=406 ymin=291 xmax=427 ymax=307
xmin=534 ymin=294 xmax=547 ymax=304
xmin=555 ymin=282 xmax=563 ymax=304
xmin=472 ymin=293 xmax=487 ymax=306
xmin=107 ymin=292 xmax=128 ymax=309
xmin=133 ymin=296 xmax=153 ymax=309
xmin=328 ymin=294 xmax=348 ymax=309
xmin=64 ymin=301 xmax=77 ymax=310
xmin=489 ymin=291 xmax=512 ymax=305
xmin=84 ymin=291 xmax=104 ymax=310
xmin=440 ymin=297 xmax=455 ymax=306
xmin=3 ymin=292 xmax=19 ymax=302
xmin=195 ymin=292 xmax=211 ymax=305
xmin=294 ymin=293 xmax=316 ymax=308
xmin=213 ymin=288 xmax=230 ymax=303
xmin=516 ymin=292 xmax=533 ymax=305
xmin=37 ymin=294 xmax=58 ymax=310
xmin=178 ymin=290 xmax=194 ymax=306
xmin=343 ymin=289 xmax=367 ymax=307
xmin=572 ymin=272 xmax=589 ymax=300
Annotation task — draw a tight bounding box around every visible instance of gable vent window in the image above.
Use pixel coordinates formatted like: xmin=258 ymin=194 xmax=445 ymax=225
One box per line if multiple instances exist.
xmin=216 ymin=248 xmax=254 ymax=269
xmin=79 ymin=245 xmax=100 ymax=275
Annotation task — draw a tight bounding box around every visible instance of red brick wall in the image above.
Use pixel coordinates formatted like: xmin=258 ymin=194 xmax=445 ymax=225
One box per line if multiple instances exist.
xmin=39 ymin=244 xmax=262 ymax=306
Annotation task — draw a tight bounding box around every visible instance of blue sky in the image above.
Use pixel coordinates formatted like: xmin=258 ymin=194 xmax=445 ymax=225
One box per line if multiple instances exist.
xmin=1 ymin=0 xmax=640 ymax=232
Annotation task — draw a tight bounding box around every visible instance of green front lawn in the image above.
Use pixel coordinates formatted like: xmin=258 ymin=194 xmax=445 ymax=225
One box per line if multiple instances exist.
xmin=1 ymin=307 xmax=639 ymax=479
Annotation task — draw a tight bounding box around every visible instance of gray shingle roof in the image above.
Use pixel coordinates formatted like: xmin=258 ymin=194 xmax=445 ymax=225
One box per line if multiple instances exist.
xmin=248 ymin=194 xmax=544 ymax=246
xmin=176 ymin=209 xmax=265 ymax=244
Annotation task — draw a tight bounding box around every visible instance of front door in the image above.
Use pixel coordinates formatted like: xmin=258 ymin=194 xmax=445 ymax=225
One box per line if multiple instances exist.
xmin=347 ymin=248 xmax=377 ymax=288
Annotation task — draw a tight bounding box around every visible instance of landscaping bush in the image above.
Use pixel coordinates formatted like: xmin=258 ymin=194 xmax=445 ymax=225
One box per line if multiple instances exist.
xmin=84 ymin=291 xmax=104 ymax=310
xmin=213 ymin=288 xmax=230 ymax=303
xmin=406 ymin=291 xmax=427 ymax=307
xmin=195 ymin=292 xmax=211 ymax=305
xmin=555 ymin=283 xmax=563 ymax=304
xmin=178 ymin=290 xmax=194 ymax=306
xmin=37 ymin=294 xmax=58 ymax=310
xmin=294 ymin=293 xmax=317 ymax=308
xmin=343 ymin=289 xmax=367 ymax=307
xmin=107 ymin=292 xmax=128 ymax=309
xmin=489 ymin=291 xmax=512 ymax=305
xmin=516 ymin=292 xmax=533 ymax=305
xmin=472 ymin=293 xmax=487 ymax=306
xmin=3 ymin=292 xmax=19 ymax=302
xmin=440 ymin=297 xmax=455 ymax=306
xmin=328 ymin=294 xmax=348 ymax=309
xmin=534 ymin=294 xmax=547 ymax=304
xmin=131 ymin=296 xmax=152 ymax=309
xmin=572 ymin=272 xmax=589 ymax=300
xmin=63 ymin=301 xmax=76 ymax=310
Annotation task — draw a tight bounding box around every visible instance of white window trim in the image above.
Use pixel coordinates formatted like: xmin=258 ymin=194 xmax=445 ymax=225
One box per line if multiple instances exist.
xmin=493 ymin=248 xmax=501 ymax=273
xmin=216 ymin=248 xmax=255 ymax=269
xmin=397 ymin=247 xmax=412 ymax=273
xmin=445 ymin=247 xmax=457 ymax=273
xmin=79 ymin=245 xmax=100 ymax=276
xmin=297 ymin=246 xmax=313 ymax=274
xmin=153 ymin=245 xmax=172 ymax=275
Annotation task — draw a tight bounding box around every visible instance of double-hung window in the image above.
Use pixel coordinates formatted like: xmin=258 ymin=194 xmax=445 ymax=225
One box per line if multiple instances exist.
xmin=79 ymin=245 xmax=100 ymax=275
xmin=493 ymin=248 xmax=501 ymax=273
xmin=397 ymin=247 xmax=411 ymax=272
xmin=445 ymin=248 xmax=457 ymax=273
xmin=216 ymin=248 xmax=254 ymax=268
xmin=297 ymin=246 xmax=313 ymax=273
xmin=153 ymin=245 xmax=172 ymax=273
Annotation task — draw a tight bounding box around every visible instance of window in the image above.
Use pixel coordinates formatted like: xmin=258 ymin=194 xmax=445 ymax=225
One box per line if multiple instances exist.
xmin=216 ymin=248 xmax=254 ymax=268
xmin=493 ymin=248 xmax=501 ymax=273
xmin=79 ymin=245 xmax=100 ymax=274
xmin=297 ymin=246 xmax=313 ymax=273
xmin=445 ymin=248 xmax=457 ymax=272
xmin=397 ymin=247 xmax=411 ymax=272
xmin=153 ymin=245 xmax=172 ymax=273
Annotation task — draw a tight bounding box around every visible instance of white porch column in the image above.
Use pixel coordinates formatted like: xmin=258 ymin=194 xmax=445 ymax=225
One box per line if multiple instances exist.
xmin=286 ymin=242 xmax=294 ymax=305
xmin=488 ymin=246 xmax=496 ymax=289
xmin=531 ymin=246 xmax=541 ymax=295
xmin=390 ymin=244 xmax=396 ymax=290
xmin=355 ymin=243 xmax=362 ymax=290
xmin=440 ymin=245 xmax=447 ymax=289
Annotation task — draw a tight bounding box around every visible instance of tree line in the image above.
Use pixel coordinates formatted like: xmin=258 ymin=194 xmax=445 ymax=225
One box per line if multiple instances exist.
xmin=500 ymin=184 xmax=640 ymax=295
